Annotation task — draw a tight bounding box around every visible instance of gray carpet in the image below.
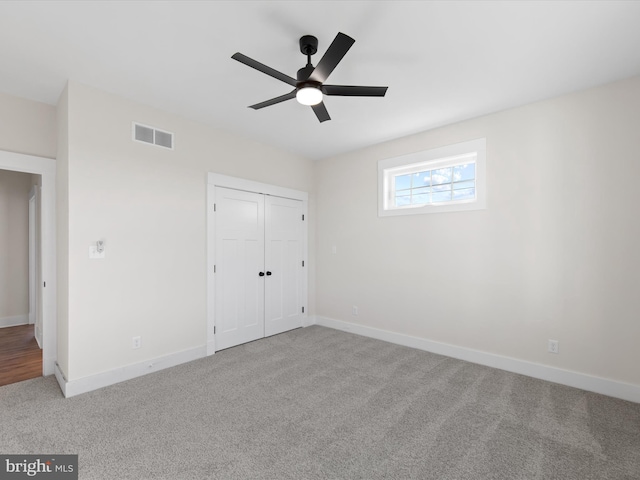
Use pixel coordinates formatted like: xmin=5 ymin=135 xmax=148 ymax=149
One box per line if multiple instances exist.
xmin=1 ymin=325 xmax=639 ymax=479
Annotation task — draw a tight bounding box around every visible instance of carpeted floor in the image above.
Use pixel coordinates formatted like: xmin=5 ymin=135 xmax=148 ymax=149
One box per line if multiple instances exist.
xmin=1 ymin=325 xmax=639 ymax=479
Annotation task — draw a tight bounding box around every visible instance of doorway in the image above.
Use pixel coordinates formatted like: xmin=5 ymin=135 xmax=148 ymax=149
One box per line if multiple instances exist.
xmin=207 ymin=174 xmax=308 ymax=354
xmin=0 ymin=169 xmax=42 ymax=386
xmin=0 ymin=150 xmax=56 ymax=379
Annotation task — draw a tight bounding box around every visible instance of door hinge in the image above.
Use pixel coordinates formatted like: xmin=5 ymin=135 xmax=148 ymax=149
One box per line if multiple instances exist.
xmin=214 ymin=265 xmax=216 ymax=273
xmin=214 ymin=203 xmax=216 ymax=212
xmin=302 ymin=306 xmax=305 ymax=313
xmin=214 ymin=326 xmax=216 ymax=334
xmin=302 ymin=214 xmax=305 ymax=221
xmin=44 ymin=281 xmax=46 ymax=287
xmin=302 ymin=260 xmax=305 ymax=267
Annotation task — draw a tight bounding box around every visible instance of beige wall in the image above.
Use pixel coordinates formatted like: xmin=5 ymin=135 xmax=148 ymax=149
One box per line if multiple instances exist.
xmin=0 ymin=169 xmax=33 ymax=320
xmin=0 ymin=92 xmax=56 ymax=159
xmin=62 ymin=81 xmax=315 ymax=381
xmin=315 ymin=76 xmax=640 ymax=387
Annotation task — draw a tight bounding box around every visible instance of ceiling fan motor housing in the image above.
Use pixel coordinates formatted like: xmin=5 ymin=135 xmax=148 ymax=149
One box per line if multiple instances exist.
xmin=297 ymin=66 xmax=316 ymax=83
xmin=299 ymin=35 xmax=318 ymax=56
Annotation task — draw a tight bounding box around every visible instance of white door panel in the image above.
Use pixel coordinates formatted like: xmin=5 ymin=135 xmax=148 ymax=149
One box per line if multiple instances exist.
xmin=215 ymin=188 xmax=265 ymax=350
xmin=264 ymin=196 xmax=303 ymax=337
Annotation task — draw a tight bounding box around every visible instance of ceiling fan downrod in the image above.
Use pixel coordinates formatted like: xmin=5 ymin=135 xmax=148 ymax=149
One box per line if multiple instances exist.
xmin=298 ymin=35 xmax=318 ymax=80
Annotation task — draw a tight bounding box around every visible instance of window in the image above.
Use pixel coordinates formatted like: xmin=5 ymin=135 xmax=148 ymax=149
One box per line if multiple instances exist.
xmin=378 ymin=138 xmax=486 ymax=216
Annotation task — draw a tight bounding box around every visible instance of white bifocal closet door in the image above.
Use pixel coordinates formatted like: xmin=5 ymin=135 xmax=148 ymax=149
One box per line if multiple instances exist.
xmin=264 ymin=195 xmax=303 ymax=337
xmin=214 ymin=188 xmax=265 ymax=351
xmin=214 ymin=187 xmax=304 ymax=351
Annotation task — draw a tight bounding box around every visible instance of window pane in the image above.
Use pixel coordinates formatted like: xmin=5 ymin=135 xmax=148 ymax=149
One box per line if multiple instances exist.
xmin=412 ymin=194 xmax=430 ymax=205
xmin=395 ymin=195 xmax=411 ymax=207
xmin=412 ymin=171 xmax=430 ymax=187
xmin=395 ymin=174 xmax=411 ymax=191
xmin=453 ymin=180 xmax=475 ymax=190
xmin=453 ymin=163 xmax=475 ymax=181
xmin=412 ymin=186 xmax=431 ymax=195
xmin=432 ymin=190 xmax=452 ymax=203
xmin=432 ymin=184 xmax=451 ymax=193
xmin=431 ymin=167 xmax=452 ymax=185
xmin=453 ymin=188 xmax=475 ymax=200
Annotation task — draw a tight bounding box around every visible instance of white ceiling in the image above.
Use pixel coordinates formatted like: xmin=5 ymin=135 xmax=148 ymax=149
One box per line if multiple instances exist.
xmin=1 ymin=1 xmax=640 ymax=160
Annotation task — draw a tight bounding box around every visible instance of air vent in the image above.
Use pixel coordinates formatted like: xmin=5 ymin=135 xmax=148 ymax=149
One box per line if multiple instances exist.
xmin=132 ymin=123 xmax=174 ymax=150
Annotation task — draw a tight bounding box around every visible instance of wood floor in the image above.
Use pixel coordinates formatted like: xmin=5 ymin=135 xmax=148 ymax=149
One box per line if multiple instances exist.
xmin=0 ymin=324 xmax=42 ymax=387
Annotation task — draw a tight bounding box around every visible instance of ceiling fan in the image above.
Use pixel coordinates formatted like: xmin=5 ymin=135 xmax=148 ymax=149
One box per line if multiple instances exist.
xmin=231 ymin=32 xmax=388 ymax=123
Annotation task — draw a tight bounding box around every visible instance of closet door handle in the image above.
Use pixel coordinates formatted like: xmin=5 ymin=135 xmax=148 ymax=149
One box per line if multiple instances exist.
xmin=266 ymin=271 xmax=272 ymax=276
xmin=259 ymin=272 xmax=265 ymax=277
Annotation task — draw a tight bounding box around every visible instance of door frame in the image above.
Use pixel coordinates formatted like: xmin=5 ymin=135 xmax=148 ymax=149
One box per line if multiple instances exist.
xmin=29 ymin=187 xmax=37 ymax=325
xmin=0 ymin=150 xmax=56 ymax=375
xmin=206 ymin=173 xmax=308 ymax=355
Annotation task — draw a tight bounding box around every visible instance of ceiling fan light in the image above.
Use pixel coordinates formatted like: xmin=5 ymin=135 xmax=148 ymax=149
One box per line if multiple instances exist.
xmin=296 ymin=86 xmax=323 ymax=106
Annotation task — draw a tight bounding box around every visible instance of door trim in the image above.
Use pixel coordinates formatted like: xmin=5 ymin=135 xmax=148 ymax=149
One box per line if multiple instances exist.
xmin=29 ymin=188 xmax=37 ymax=326
xmin=206 ymin=173 xmax=308 ymax=355
xmin=0 ymin=150 xmax=56 ymax=375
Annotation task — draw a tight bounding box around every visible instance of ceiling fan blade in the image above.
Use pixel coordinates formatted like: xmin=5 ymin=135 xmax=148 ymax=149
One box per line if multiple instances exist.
xmin=322 ymin=85 xmax=388 ymax=97
xmin=311 ymin=102 xmax=331 ymax=123
xmin=231 ymin=53 xmax=297 ymax=87
xmin=249 ymin=90 xmax=297 ymax=110
xmin=308 ymin=32 xmax=355 ymax=84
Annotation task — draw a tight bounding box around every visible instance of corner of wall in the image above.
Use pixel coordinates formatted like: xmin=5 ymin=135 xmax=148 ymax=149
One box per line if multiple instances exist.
xmin=55 ymin=84 xmax=70 ymax=379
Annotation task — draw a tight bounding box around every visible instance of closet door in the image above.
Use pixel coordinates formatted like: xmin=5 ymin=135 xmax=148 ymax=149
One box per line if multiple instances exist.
xmin=214 ymin=187 xmax=265 ymax=350
xmin=264 ymin=196 xmax=304 ymax=337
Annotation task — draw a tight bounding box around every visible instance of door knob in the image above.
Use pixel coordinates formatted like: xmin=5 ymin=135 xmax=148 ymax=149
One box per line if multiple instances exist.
xmin=259 ymin=272 xmax=265 ymax=277
xmin=266 ymin=271 xmax=272 ymax=276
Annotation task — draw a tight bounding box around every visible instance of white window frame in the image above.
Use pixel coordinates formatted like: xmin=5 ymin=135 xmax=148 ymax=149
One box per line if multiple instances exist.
xmin=378 ymin=138 xmax=486 ymax=217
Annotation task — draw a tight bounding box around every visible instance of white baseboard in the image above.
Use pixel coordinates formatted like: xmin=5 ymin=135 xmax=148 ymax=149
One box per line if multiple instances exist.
xmin=0 ymin=314 xmax=28 ymax=328
xmin=55 ymin=346 xmax=207 ymax=398
xmin=54 ymin=363 xmax=67 ymax=396
xmin=315 ymin=316 xmax=640 ymax=404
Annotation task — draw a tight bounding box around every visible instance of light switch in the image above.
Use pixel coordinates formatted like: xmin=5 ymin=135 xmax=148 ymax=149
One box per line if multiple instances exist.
xmin=89 ymin=245 xmax=105 ymax=259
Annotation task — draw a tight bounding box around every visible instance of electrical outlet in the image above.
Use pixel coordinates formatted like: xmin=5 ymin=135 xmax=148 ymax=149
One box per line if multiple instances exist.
xmin=352 ymin=306 xmax=358 ymax=316
xmin=548 ymin=339 xmax=559 ymax=354
xmin=132 ymin=336 xmax=141 ymax=349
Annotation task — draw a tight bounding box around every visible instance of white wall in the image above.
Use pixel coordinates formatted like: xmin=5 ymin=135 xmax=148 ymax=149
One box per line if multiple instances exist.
xmin=4 ymin=73 xmax=635 ymax=395
xmin=0 ymin=169 xmax=33 ymax=323
xmin=315 ymin=76 xmax=640 ymax=388
xmin=61 ymin=81 xmax=315 ymax=382
xmin=0 ymin=92 xmax=57 ymax=159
